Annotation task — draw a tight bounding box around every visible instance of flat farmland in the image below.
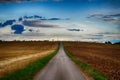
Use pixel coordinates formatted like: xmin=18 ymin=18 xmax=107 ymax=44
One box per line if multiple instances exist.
xmin=64 ymin=42 xmax=120 ymax=80
xmin=0 ymin=41 xmax=58 ymax=77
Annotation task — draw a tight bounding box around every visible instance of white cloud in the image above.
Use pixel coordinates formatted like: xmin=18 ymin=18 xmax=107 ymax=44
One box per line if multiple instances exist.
xmin=0 ymin=26 xmax=13 ymax=35
xmin=0 ymin=21 xmax=120 ymax=43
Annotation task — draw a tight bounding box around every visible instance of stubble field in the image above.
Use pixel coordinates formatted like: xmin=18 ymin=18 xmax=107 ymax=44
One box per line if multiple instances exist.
xmin=0 ymin=41 xmax=58 ymax=77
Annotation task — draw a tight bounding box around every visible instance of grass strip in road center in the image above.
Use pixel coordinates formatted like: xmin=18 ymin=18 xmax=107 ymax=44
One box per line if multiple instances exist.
xmin=65 ymin=50 xmax=108 ymax=80
xmin=0 ymin=47 xmax=59 ymax=80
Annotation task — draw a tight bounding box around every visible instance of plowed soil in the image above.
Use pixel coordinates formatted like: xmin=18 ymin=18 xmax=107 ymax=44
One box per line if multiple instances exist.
xmin=64 ymin=42 xmax=120 ymax=80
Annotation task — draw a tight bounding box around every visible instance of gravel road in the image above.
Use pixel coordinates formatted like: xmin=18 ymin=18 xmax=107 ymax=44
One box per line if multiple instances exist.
xmin=34 ymin=42 xmax=86 ymax=80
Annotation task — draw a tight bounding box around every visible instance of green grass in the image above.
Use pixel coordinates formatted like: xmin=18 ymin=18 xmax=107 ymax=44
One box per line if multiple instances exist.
xmin=0 ymin=47 xmax=59 ymax=80
xmin=65 ymin=50 xmax=108 ymax=80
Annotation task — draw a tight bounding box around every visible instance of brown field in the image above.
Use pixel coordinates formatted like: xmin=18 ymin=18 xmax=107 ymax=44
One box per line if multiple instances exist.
xmin=64 ymin=42 xmax=120 ymax=80
xmin=0 ymin=41 xmax=58 ymax=77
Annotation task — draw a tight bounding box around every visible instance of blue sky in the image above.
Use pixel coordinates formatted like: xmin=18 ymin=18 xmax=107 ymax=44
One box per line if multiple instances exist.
xmin=0 ymin=0 xmax=120 ymax=42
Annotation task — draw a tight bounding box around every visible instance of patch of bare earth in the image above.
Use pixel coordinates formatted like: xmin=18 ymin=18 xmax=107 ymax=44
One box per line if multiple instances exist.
xmin=64 ymin=42 xmax=120 ymax=80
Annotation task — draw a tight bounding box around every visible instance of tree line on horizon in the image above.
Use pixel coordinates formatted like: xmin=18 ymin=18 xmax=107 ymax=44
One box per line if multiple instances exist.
xmin=0 ymin=40 xmax=120 ymax=45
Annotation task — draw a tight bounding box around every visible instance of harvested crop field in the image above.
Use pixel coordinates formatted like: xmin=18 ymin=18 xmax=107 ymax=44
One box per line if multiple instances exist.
xmin=0 ymin=41 xmax=58 ymax=77
xmin=64 ymin=42 xmax=120 ymax=80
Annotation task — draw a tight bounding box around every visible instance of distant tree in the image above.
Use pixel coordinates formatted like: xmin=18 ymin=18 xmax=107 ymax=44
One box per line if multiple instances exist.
xmin=108 ymin=41 xmax=112 ymax=44
xmin=105 ymin=41 xmax=112 ymax=44
xmin=0 ymin=40 xmax=2 ymax=42
xmin=114 ymin=42 xmax=120 ymax=45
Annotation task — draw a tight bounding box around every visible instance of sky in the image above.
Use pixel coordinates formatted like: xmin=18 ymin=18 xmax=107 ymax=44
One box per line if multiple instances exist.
xmin=0 ymin=0 xmax=120 ymax=43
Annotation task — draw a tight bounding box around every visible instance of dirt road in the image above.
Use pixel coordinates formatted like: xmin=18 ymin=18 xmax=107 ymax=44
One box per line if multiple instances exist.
xmin=34 ymin=42 xmax=86 ymax=80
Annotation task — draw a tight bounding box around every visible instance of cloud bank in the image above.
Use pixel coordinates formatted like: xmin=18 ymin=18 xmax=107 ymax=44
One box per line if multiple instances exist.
xmin=88 ymin=13 xmax=120 ymax=29
xmin=0 ymin=20 xmax=16 ymax=28
xmin=88 ymin=13 xmax=120 ymax=21
xmin=67 ymin=29 xmax=83 ymax=32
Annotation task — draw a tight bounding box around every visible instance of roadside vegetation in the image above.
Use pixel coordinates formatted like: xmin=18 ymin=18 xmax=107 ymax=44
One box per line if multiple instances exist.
xmin=0 ymin=41 xmax=58 ymax=80
xmin=65 ymin=50 xmax=108 ymax=80
xmin=0 ymin=47 xmax=59 ymax=80
xmin=64 ymin=42 xmax=120 ymax=80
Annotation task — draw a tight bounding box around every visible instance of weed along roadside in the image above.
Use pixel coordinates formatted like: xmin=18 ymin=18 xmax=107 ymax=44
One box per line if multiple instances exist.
xmin=0 ymin=47 xmax=59 ymax=80
xmin=64 ymin=50 xmax=108 ymax=80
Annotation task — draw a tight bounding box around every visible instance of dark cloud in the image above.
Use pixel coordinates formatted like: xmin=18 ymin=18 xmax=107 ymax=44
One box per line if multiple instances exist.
xmin=29 ymin=29 xmax=33 ymax=32
xmin=48 ymin=18 xmax=62 ymax=20
xmin=34 ymin=15 xmax=42 ymax=18
xmin=23 ymin=20 xmax=57 ymax=28
xmin=107 ymin=14 xmax=120 ymax=17
xmin=24 ymin=16 xmax=34 ymax=19
xmin=87 ymin=14 xmax=104 ymax=18
xmin=40 ymin=18 xmax=48 ymax=20
xmin=11 ymin=24 xmax=24 ymax=34
xmin=0 ymin=15 xmax=66 ymax=28
xmin=23 ymin=15 xmax=43 ymax=19
xmin=0 ymin=20 xmax=16 ymax=28
xmin=23 ymin=15 xmax=68 ymax=21
xmin=18 ymin=17 xmax=23 ymax=21
xmin=88 ymin=13 xmax=120 ymax=29
xmin=88 ymin=13 xmax=120 ymax=21
xmin=23 ymin=20 xmax=41 ymax=27
xmin=0 ymin=23 xmax=2 ymax=27
xmin=67 ymin=29 xmax=83 ymax=32
xmin=88 ymin=13 xmax=120 ymax=28
xmin=48 ymin=18 xmax=69 ymax=20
